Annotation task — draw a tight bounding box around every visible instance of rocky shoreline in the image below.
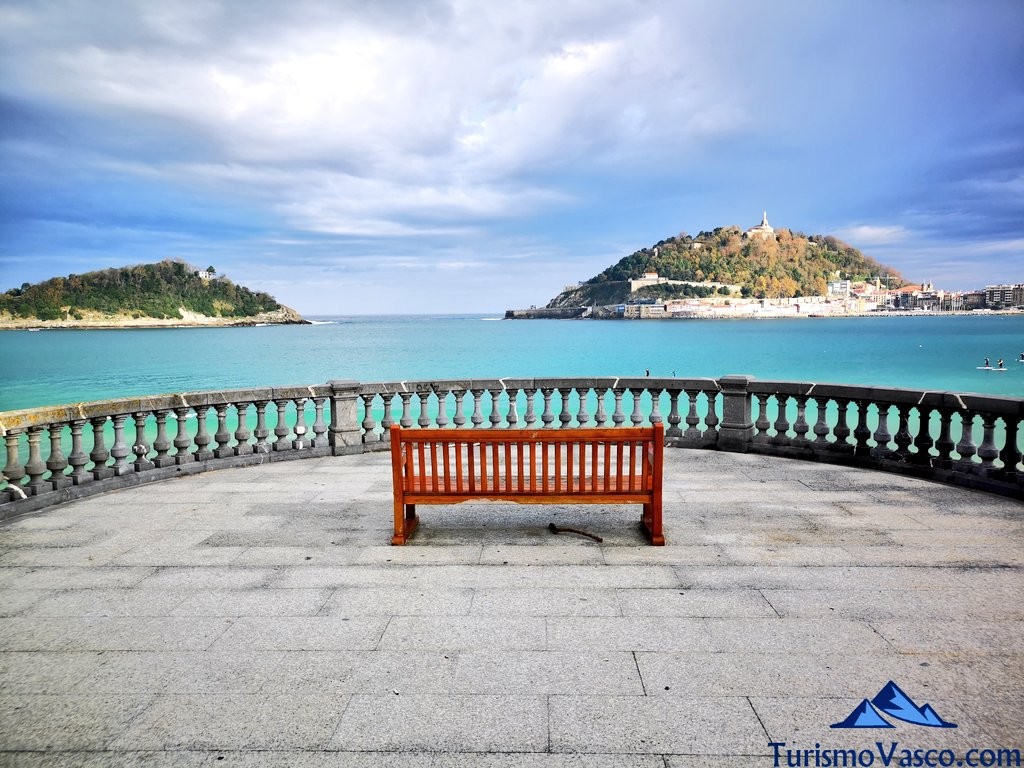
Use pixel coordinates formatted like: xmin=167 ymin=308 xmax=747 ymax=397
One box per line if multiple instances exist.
xmin=0 ymin=306 xmax=309 ymax=330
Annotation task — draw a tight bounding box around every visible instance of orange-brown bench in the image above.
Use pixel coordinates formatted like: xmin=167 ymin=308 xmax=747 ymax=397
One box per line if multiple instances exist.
xmin=389 ymin=424 xmax=664 ymax=545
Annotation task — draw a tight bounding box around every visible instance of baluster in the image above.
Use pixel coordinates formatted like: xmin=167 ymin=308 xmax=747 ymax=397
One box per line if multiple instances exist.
xmin=452 ymin=390 xmax=467 ymax=428
xmin=271 ymin=400 xmax=290 ymax=452
xmin=976 ymin=415 xmax=999 ymax=472
xmin=132 ymin=412 xmax=154 ymax=472
xmin=153 ymin=410 xmax=175 ymax=465
xmin=771 ymin=395 xmax=791 ymax=446
xmin=292 ymin=398 xmax=309 ymax=450
xmin=932 ymin=408 xmax=954 ymax=467
xmin=703 ymin=391 xmax=720 ymax=437
xmin=418 ymin=391 xmax=432 ymax=428
xmin=893 ymin=405 xmax=913 ymax=459
xmin=434 ymin=390 xmax=450 ymax=428
xmin=46 ymin=423 xmax=71 ymax=490
xmin=172 ymin=408 xmax=194 ymax=464
xmin=911 ymin=406 xmax=934 ymax=466
xmin=611 ymin=388 xmax=626 ymax=426
xmin=666 ymin=389 xmax=682 ymax=438
xmin=194 ymin=405 xmax=214 ymax=461
xmin=629 ymin=389 xmax=644 ymax=426
xmin=380 ymin=393 xmax=397 ymax=437
xmin=2 ymin=429 xmax=26 ymax=499
xmin=213 ymin=405 xmax=232 ymax=458
xmin=234 ymin=403 xmax=253 ymax=456
xmin=470 ymin=389 xmax=485 ymax=428
xmin=648 ymin=388 xmax=663 ymax=426
xmin=399 ymin=392 xmax=414 ymax=428
xmin=955 ymin=412 xmax=978 ymax=470
xmin=997 ymin=418 xmax=1020 ymax=479
xmin=254 ymin=401 xmax=271 ymax=453
xmin=682 ymin=390 xmax=701 ymax=441
xmin=540 ymin=388 xmax=555 ymax=428
xmin=594 ymin=388 xmax=608 ymax=427
xmin=832 ymin=399 xmax=852 ymax=453
xmin=489 ymin=389 xmax=503 ymax=429
xmin=792 ymin=395 xmax=810 ymax=448
xmin=89 ymin=417 xmax=114 ymax=478
xmin=558 ymin=388 xmax=573 ymax=428
xmin=575 ymin=387 xmax=591 ymax=427
xmin=67 ymin=420 xmax=90 ymax=485
xmin=754 ymin=394 xmax=771 ymax=442
xmin=361 ymin=393 xmax=378 ymax=442
xmin=505 ymin=388 xmax=520 ymax=427
xmin=872 ymin=404 xmax=893 ymax=458
xmin=853 ymin=400 xmax=871 ymax=456
xmin=523 ymin=388 xmax=537 ymax=427
xmin=25 ymin=426 xmax=48 ymax=493
xmin=110 ymin=414 xmax=131 ymax=476
xmin=812 ymin=399 xmax=831 ymax=446
xmin=312 ymin=397 xmax=328 ymax=447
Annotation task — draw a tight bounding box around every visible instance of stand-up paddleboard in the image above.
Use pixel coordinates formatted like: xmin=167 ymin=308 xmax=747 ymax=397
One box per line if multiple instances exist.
xmin=977 ymin=366 xmax=1008 ymax=372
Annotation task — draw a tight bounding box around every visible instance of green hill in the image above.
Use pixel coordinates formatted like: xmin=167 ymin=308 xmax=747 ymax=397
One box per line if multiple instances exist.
xmin=0 ymin=260 xmax=303 ymax=324
xmin=548 ymin=225 xmax=905 ymax=307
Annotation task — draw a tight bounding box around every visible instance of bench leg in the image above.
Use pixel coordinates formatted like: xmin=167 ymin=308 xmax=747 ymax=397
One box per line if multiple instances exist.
xmin=641 ymin=500 xmax=665 ymax=546
xmin=392 ymin=500 xmax=419 ymax=546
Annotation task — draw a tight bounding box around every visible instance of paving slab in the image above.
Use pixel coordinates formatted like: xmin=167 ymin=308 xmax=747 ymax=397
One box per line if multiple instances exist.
xmin=450 ymin=650 xmax=644 ymax=695
xmin=0 ymin=448 xmax=1021 ymax=763
xmin=110 ymin=693 xmax=347 ymax=750
xmin=330 ymin=694 xmax=548 ymax=752
xmin=547 ymin=694 xmax=768 ymax=754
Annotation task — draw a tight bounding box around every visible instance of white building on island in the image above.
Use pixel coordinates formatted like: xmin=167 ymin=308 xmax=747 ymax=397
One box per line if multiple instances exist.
xmin=744 ymin=211 xmax=776 ymax=241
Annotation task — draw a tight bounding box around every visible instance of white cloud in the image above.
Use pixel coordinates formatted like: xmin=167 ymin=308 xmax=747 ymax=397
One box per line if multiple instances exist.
xmin=0 ymin=0 xmax=752 ymax=240
xmin=834 ymin=225 xmax=909 ymax=246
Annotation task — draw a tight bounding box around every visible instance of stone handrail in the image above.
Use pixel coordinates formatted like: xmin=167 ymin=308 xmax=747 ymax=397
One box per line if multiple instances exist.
xmin=2 ymin=376 xmax=1021 ymax=516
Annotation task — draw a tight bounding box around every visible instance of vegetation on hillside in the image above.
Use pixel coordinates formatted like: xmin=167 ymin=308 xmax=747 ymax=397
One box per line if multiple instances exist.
xmin=549 ymin=226 xmax=904 ymax=307
xmin=0 ymin=260 xmax=283 ymax=321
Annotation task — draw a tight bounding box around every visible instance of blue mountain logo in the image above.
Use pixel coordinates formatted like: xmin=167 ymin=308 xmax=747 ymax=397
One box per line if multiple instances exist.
xmin=831 ymin=681 xmax=957 ymax=729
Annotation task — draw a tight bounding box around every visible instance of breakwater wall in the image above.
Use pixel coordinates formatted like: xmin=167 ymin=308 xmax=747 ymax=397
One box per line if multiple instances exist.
xmin=2 ymin=376 xmax=1022 ymax=517
xmin=504 ymin=307 xmax=588 ymax=319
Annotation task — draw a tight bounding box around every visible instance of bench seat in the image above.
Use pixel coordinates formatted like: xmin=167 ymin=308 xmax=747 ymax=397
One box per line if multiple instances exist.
xmin=389 ymin=425 xmax=664 ymax=545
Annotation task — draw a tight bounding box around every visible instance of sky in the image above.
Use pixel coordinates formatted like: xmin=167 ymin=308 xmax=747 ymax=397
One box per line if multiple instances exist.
xmin=1 ymin=1 xmax=1022 ymax=314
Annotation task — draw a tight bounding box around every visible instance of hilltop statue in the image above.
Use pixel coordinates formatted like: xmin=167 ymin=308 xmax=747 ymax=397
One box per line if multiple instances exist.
xmin=745 ymin=211 xmax=776 ymax=240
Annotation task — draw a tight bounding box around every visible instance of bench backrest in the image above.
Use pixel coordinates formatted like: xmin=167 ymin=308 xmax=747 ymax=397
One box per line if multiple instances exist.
xmin=389 ymin=425 xmax=663 ymax=496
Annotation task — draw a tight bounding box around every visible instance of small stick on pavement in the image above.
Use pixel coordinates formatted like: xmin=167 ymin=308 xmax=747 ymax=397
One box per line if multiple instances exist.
xmin=548 ymin=522 xmax=603 ymax=543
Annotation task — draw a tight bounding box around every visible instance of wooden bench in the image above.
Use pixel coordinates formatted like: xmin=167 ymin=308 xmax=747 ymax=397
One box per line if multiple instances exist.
xmin=389 ymin=424 xmax=664 ymax=545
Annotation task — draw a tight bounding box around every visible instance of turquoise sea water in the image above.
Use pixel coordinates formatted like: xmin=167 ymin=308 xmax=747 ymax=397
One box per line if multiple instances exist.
xmin=2 ymin=314 xmax=1023 ymax=412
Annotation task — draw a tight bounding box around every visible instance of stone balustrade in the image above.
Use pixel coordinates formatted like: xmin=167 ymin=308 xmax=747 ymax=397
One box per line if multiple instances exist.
xmin=2 ymin=376 xmax=1021 ymax=516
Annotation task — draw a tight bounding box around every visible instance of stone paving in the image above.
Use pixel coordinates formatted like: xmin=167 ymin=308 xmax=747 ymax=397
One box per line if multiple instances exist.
xmin=0 ymin=449 xmax=1021 ymax=767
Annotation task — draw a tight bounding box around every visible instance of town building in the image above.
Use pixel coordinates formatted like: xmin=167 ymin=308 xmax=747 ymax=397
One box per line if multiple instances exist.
xmin=984 ymin=284 xmax=1024 ymax=309
xmin=827 ymin=279 xmax=852 ymax=296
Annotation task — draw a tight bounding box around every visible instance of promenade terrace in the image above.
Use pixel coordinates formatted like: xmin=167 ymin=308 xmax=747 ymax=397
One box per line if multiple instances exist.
xmin=1 ymin=377 xmax=1022 ymax=764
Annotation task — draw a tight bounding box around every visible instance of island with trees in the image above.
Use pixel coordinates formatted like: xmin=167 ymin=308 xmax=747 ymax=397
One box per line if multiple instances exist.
xmin=0 ymin=260 xmax=307 ymax=329
xmin=508 ymin=216 xmax=909 ymax=319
